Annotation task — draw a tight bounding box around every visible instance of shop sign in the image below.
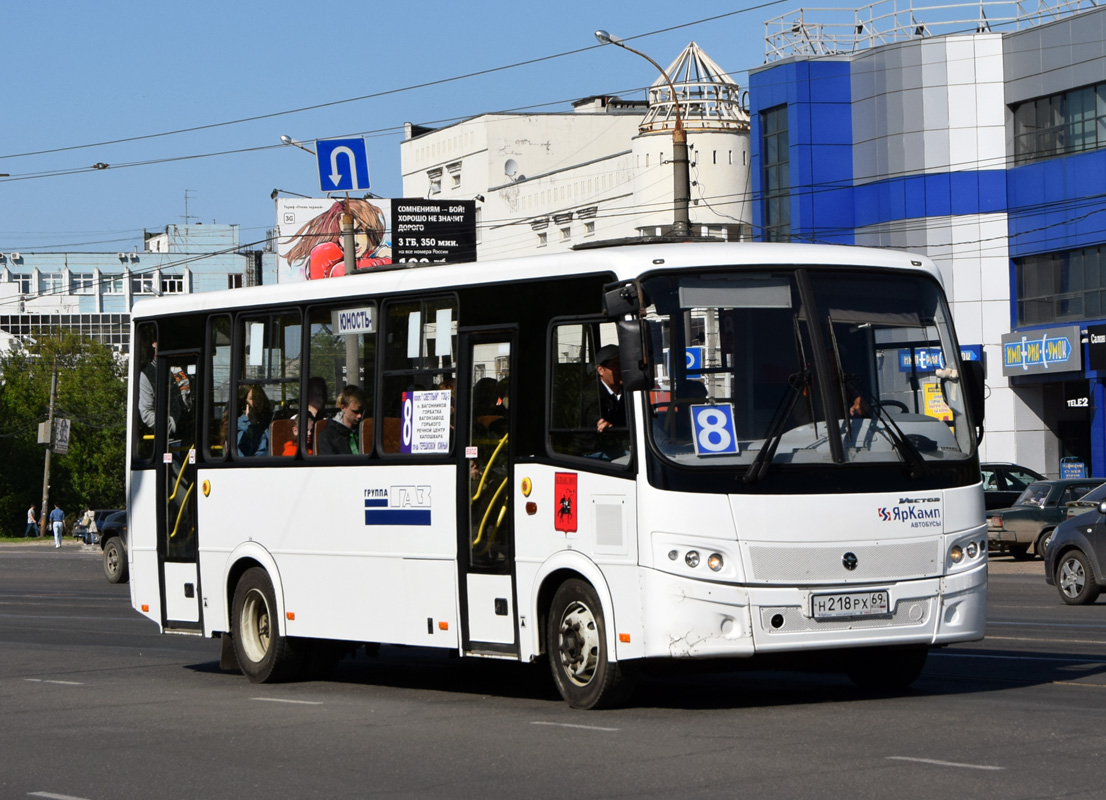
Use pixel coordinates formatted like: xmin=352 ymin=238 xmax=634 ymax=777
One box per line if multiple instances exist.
xmin=1088 ymin=324 xmax=1106 ymax=371
xmin=1001 ymin=325 xmax=1081 ymax=376
xmin=1064 ymin=381 xmax=1090 ymax=413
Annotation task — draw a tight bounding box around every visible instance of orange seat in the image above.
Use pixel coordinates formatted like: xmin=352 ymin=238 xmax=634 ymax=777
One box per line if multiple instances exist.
xmin=270 ymin=419 xmax=295 ymax=456
xmin=383 ymin=417 xmax=402 ymax=453
xmin=360 ymin=417 xmax=375 ymax=454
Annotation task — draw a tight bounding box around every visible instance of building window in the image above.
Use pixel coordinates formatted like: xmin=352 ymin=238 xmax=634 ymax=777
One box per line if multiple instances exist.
xmin=131 ymin=274 xmax=155 ymax=294
xmin=584 ymin=221 xmax=596 ymax=236
xmin=537 ymin=232 xmax=548 ymax=247
xmin=1016 ymin=245 xmax=1106 ymax=325
xmin=761 ymin=105 xmax=790 ymax=242
xmin=1013 ymin=82 xmax=1106 ymax=165
xmin=12 ymin=274 xmax=31 ymax=294
xmin=40 ymin=273 xmax=63 ymax=295
xmin=448 ymin=161 xmax=461 ymax=190
xmin=103 ymin=274 xmax=124 ymax=294
xmin=70 ymin=273 xmax=94 ymax=294
xmin=560 ymin=227 xmax=571 ymax=242
xmin=228 ymin=274 xmax=244 ymax=290
xmin=161 ymin=275 xmax=184 ymax=294
xmin=427 ymin=167 xmax=442 ymax=196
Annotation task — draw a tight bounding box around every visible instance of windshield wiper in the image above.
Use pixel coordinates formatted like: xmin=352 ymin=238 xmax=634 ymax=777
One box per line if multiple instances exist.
xmin=827 ymin=321 xmax=928 ymax=479
xmin=745 ymin=315 xmax=811 ymax=484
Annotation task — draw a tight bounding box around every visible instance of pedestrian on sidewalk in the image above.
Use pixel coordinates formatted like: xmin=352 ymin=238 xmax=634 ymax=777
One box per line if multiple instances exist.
xmin=24 ymin=504 xmax=39 ymax=537
xmin=49 ymin=503 xmax=64 ymax=548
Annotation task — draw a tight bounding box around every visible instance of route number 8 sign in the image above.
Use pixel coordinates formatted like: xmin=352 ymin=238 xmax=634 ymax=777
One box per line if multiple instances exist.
xmin=690 ymin=404 xmax=739 ymax=455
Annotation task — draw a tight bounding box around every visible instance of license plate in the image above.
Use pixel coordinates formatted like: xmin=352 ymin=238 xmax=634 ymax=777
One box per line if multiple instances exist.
xmin=811 ymin=590 xmax=890 ymax=619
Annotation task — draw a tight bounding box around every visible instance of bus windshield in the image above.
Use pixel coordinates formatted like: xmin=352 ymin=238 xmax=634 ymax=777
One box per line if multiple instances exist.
xmin=641 ymin=267 xmax=975 ymax=472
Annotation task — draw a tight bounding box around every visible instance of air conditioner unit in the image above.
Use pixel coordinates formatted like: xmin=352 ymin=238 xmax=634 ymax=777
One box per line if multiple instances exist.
xmin=10 ymin=252 xmax=21 ymax=261
xmin=0 ymin=252 xmax=6 ymax=261
xmin=117 ymin=253 xmax=127 ymax=260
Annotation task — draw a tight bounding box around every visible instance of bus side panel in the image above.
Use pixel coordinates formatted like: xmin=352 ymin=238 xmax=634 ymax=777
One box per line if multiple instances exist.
xmin=198 ymin=464 xmax=458 ymax=647
xmin=513 ymin=463 xmax=643 ymax=663
xmin=128 ymin=468 xmax=162 ymax=628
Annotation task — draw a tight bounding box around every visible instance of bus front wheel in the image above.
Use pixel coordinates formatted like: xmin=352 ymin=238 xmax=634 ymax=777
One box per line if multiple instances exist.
xmin=547 ymin=579 xmax=634 ymax=709
xmin=231 ymin=567 xmax=303 ymax=683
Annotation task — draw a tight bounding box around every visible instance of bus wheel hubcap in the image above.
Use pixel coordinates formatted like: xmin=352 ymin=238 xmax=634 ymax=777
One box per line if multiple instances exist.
xmin=558 ymin=601 xmax=599 ymax=686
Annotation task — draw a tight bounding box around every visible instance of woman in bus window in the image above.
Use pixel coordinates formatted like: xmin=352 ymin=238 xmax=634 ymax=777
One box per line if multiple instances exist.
xmin=237 ymin=384 xmax=272 ymax=457
xmin=283 ymin=199 xmax=392 ymax=280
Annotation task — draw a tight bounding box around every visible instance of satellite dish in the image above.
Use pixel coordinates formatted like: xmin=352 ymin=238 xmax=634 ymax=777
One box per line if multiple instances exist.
xmin=504 ymin=159 xmax=519 ymax=180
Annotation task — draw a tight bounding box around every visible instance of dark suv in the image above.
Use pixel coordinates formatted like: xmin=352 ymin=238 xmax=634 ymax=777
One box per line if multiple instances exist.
xmin=98 ymin=511 xmax=128 ymax=584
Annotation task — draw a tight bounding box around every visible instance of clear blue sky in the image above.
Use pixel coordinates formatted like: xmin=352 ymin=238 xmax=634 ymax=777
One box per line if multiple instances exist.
xmin=2 ymin=0 xmax=799 ymax=253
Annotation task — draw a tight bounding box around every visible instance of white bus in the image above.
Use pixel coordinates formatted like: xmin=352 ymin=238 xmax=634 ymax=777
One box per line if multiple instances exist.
xmin=125 ymin=241 xmax=987 ymax=708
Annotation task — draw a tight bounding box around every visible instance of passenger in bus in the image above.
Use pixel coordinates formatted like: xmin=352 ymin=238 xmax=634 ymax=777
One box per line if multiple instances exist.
xmin=237 ymin=384 xmax=272 ymax=457
xmin=594 ymin=345 xmax=625 ymax=433
xmin=137 ymin=340 xmax=184 ymax=437
xmin=318 ymin=385 xmax=366 ymax=455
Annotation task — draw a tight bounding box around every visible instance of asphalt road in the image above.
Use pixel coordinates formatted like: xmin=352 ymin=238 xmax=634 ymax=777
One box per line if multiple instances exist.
xmin=2 ymin=541 xmax=1105 ymax=800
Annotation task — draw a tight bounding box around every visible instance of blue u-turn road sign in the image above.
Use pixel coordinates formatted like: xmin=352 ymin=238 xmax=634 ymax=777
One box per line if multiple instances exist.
xmin=316 ymin=137 xmax=370 ymax=193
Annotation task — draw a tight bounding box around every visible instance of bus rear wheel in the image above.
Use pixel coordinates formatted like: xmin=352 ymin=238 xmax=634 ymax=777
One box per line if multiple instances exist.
xmin=231 ymin=567 xmax=303 ymax=683
xmin=547 ymin=579 xmax=634 ymax=709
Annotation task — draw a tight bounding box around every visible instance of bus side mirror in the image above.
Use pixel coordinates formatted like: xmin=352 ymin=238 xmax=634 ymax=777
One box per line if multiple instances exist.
xmin=603 ymin=281 xmax=641 ymax=317
xmin=604 ymin=280 xmax=649 ymax=393
xmin=961 ymin=358 xmax=985 ymax=441
xmin=615 ymin=318 xmax=648 ymax=393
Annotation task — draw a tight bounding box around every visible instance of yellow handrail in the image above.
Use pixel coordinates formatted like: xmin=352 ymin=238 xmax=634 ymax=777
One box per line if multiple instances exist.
xmin=472 ymin=433 xmax=508 ymax=500
xmin=166 ymin=446 xmax=194 ymax=502
xmin=169 ymin=482 xmax=195 ymax=540
xmin=473 ymin=476 xmax=509 ymax=547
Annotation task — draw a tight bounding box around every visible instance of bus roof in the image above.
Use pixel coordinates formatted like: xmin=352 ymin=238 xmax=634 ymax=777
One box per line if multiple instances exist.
xmin=130 ymin=241 xmax=943 ymax=321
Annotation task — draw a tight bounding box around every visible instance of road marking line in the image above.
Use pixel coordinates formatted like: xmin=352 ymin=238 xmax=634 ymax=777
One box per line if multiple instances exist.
xmin=989 ymin=621 xmax=1106 ymax=630
xmin=531 ymin=721 xmax=620 ymax=732
xmin=886 ymin=756 xmax=1003 ymax=771
xmin=30 ymin=792 xmax=94 ymax=800
xmin=251 ymin=697 xmax=324 ymax=705
xmin=932 ymin=652 xmax=1106 ymax=665
xmin=1052 ymin=681 xmax=1106 ymax=688
xmin=984 ymin=635 xmax=1106 ymax=646
xmin=24 ymin=679 xmax=85 ymax=685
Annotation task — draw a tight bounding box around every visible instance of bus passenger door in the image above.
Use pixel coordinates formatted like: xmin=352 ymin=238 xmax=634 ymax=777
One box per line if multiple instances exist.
xmin=157 ymin=351 xmax=201 ymax=630
xmin=458 ymin=332 xmax=517 ymax=655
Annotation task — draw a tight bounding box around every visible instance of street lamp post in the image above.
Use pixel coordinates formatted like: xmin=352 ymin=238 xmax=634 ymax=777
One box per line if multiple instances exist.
xmin=595 ymin=30 xmax=691 ymax=238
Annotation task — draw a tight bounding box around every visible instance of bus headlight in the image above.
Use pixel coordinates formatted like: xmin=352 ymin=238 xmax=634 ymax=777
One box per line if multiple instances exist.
xmin=966 ymin=541 xmax=979 ymax=559
xmin=708 ymin=553 xmax=724 ymax=571
xmin=950 ymin=545 xmax=964 ymax=563
xmin=685 ymin=550 xmax=701 ymax=568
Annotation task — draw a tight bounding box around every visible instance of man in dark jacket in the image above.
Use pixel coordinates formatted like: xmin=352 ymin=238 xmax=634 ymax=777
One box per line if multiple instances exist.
xmin=318 ymin=385 xmax=366 ymax=456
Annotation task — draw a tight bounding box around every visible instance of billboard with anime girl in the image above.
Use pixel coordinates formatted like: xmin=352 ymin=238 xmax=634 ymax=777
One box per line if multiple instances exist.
xmin=277 ymin=198 xmax=392 ymax=283
xmin=276 ymin=196 xmax=477 ymax=283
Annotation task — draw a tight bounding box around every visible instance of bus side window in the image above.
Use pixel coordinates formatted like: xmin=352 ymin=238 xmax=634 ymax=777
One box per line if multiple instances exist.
xmin=380 ymin=297 xmax=457 ymax=454
xmin=133 ymin=321 xmax=158 ymax=463
xmin=234 ymin=311 xmax=301 ymax=458
xmin=205 ymin=315 xmax=232 ymax=460
xmin=548 ymin=321 xmax=629 ymax=461
xmin=305 ymin=303 xmax=376 ymax=457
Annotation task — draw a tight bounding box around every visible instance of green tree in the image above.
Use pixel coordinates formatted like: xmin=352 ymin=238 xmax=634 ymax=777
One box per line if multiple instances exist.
xmin=0 ymin=332 xmax=127 ymax=535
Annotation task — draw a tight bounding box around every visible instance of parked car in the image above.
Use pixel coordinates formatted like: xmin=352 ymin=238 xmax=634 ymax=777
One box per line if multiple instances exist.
xmin=1044 ymin=502 xmax=1106 ymax=604
xmin=987 ymin=478 xmax=1106 ymax=560
xmin=981 ymin=462 xmax=1045 ymax=511
xmin=99 ymin=510 xmax=128 ymax=584
xmin=1063 ymin=482 xmax=1106 ymax=521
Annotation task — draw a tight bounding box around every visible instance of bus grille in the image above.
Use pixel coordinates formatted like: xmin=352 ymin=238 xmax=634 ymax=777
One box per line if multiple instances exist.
xmin=747 ymin=540 xmax=941 ymax=583
xmin=759 ymin=600 xmax=931 ymax=634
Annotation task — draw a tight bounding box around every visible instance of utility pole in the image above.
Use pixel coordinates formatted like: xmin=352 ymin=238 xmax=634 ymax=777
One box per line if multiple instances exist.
xmin=38 ymin=355 xmax=58 ymax=536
